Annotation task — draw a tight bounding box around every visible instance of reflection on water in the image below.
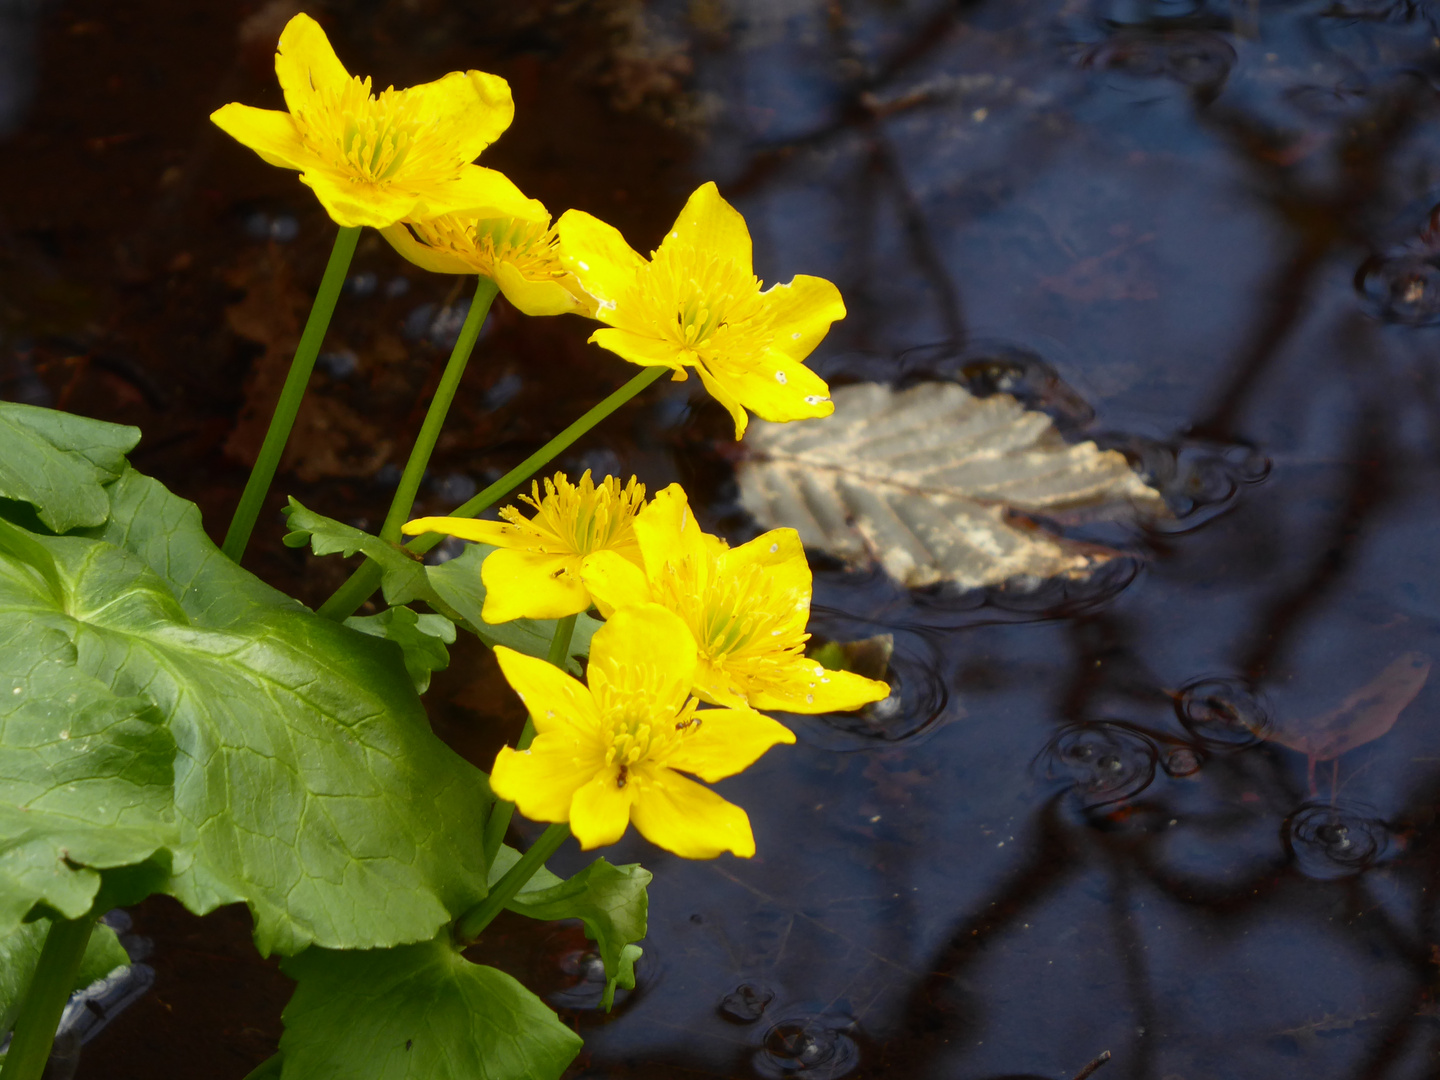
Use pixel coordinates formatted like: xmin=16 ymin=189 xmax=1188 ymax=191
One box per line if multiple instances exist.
xmin=3 ymin=0 xmax=1440 ymax=1078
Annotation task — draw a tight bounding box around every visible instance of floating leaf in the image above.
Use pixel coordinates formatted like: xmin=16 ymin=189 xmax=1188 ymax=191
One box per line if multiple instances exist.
xmin=345 ymin=608 xmax=456 ymax=694
xmin=737 ymin=382 xmax=1167 ymax=588
xmin=278 ymin=934 xmax=582 ymax=1080
xmin=1267 ymin=652 xmax=1431 ymax=762
xmin=0 ymin=403 xmax=139 ymax=532
xmin=0 ymin=467 xmax=491 ymax=956
xmin=491 ymin=845 xmax=649 ymax=1007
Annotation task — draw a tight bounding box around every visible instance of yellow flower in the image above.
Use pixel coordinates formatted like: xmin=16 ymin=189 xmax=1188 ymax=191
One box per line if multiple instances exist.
xmin=491 ymin=605 xmax=795 ymax=857
xmin=402 ymin=471 xmax=646 ymax=623
xmin=210 ymin=13 xmax=544 ymax=229
xmin=555 ymin=183 xmax=847 ymax=439
xmin=582 ymin=484 xmax=890 ymax=713
xmin=380 ymin=212 xmax=596 ymax=317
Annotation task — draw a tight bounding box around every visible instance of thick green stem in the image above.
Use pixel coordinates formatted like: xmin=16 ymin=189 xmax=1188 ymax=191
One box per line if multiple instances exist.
xmin=222 ymin=225 xmax=362 ymax=563
xmin=458 ymin=822 xmax=571 ymax=945
xmin=0 ymin=915 xmax=96 ymax=1080
xmin=317 ymin=364 xmax=668 ymax=621
xmin=481 ymin=615 xmax=578 ymax=867
xmin=378 ymin=277 xmax=499 ymax=544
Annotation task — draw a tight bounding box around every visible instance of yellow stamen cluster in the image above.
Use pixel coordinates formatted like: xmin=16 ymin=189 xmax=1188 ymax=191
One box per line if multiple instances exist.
xmin=413 ymin=215 xmax=565 ymax=281
xmin=297 ymin=77 xmax=454 ymax=186
xmin=592 ymin=661 xmax=699 ymax=785
xmin=503 ymin=471 xmax=645 ymax=558
xmin=631 ymin=245 xmax=774 ymax=372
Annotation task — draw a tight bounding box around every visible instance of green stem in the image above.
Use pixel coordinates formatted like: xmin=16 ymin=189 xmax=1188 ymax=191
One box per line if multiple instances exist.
xmin=317 ymin=364 xmax=668 ymax=621
xmin=481 ymin=615 xmax=578 ymax=867
xmin=222 ymin=225 xmax=362 ymax=563
xmin=0 ymin=915 xmax=96 ymax=1080
xmin=458 ymin=822 xmax=571 ymax=945
xmin=378 ymin=277 xmax=499 ymax=545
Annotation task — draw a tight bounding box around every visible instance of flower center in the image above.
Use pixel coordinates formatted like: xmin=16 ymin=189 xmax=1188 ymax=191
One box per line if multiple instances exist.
xmin=500 ymin=471 xmax=646 ymax=558
xmin=296 ymin=76 xmax=454 ymax=185
xmin=594 ymin=664 xmax=699 ymax=784
xmin=414 ymin=216 xmax=565 ymax=281
xmin=630 ymin=245 xmax=774 ymax=366
xmin=654 ymin=556 xmax=809 ymax=675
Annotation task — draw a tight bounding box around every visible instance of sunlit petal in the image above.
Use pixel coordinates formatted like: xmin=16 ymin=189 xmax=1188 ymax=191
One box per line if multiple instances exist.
xmin=481 ymin=549 xmax=589 ymax=622
xmin=209 ymin=104 xmax=308 ymax=171
xmin=274 ymin=13 xmax=352 ymax=116
xmin=380 ymin=223 xmax=477 ymax=275
xmin=397 ymin=70 xmax=515 ymax=162
xmin=664 ymin=181 xmax=752 ymax=268
xmin=495 ymin=261 xmax=587 ymax=317
xmin=761 ymin=275 xmax=847 ymax=363
xmin=633 ymin=484 xmax=709 ymax=584
xmin=588 ymin=605 xmax=698 ymax=700
xmin=555 ymin=209 xmax=647 ymax=310
xmin=707 ymin=351 xmax=835 ymax=426
xmin=629 ymin=768 xmax=756 ymax=859
xmin=588 ymin=328 xmax=686 ymax=369
xmin=493 ymin=647 xmax=601 ymax=739
xmin=748 ymin=661 xmax=892 ymax=714
xmin=663 ymin=706 xmax=795 ymax=782
xmin=569 ymin=768 xmax=635 ymax=850
xmin=490 ymin=735 xmax=600 ymax=822
xmin=409 ymin=164 xmax=547 ymax=224
xmin=579 ymin=549 xmax=653 ymax=618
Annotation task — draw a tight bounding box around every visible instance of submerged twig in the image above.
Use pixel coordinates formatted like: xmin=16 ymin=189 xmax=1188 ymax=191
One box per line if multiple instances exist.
xmin=1071 ymin=1050 xmax=1112 ymax=1080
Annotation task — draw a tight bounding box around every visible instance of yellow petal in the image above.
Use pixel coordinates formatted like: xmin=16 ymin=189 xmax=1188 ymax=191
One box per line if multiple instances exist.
xmin=495 ymin=261 xmax=586 ymax=317
xmin=663 ymin=706 xmax=795 ymax=782
xmin=691 ymin=657 xmax=752 ymax=709
xmin=408 ymin=165 xmax=548 ymax=225
xmin=379 ymin=223 xmax=477 ymax=276
xmin=210 ymin=104 xmax=309 ymax=171
xmin=579 ymin=550 xmax=652 ymax=619
xmin=719 ymin=528 xmax=807 ymax=579
xmin=693 ymin=363 xmax=752 ymax=440
xmin=396 ymin=69 xmax=515 ymax=163
xmin=663 ymin=182 xmax=752 ymax=270
xmin=762 ymin=275 xmax=846 ymax=362
xmin=707 ymin=351 xmax=834 ymax=428
xmin=629 ymin=767 xmax=755 ymax=859
xmin=481 ymin=549 xmax=590 ymax=622
xmin=748 ymin=661 xmax=891 ymax=714
xmin=588 ymin=328 xmax=687 ymax=370
xmin=587 ymin=604 xmax=698 ymax=700
xmin=554 ymin=209 xmax=646 ymax=312
xmin=274 ymin=13 xmax=352 ymax=118
xmin=298 ymin=170 xmax=421 ymax=229
xmin=402 ymin=516 xmax=518 ymax=546
xmin=633 ymin=484 xmax=709 ymax=584
xmin=490 ymin=736 xmax=599 ymax=823
xmin=493 ymin=646 xmax=601 ymax=740
xmin=569 ymin=768 xmax=636 ymax=850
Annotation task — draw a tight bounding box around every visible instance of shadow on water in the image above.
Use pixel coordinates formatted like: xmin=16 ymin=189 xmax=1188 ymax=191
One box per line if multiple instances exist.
xmin=6 ymin=0 xmax=1440 ymax=1077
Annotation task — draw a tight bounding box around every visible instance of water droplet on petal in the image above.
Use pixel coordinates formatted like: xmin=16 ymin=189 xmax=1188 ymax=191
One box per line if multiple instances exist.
xmin=775 ymin=371 xmax=787 ymax=384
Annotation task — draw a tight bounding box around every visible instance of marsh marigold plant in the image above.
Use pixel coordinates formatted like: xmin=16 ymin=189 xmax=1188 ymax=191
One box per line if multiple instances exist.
xmin=403 ymin=471 xmax=647 ymax=623
xmin=490 ymin=605 xmax=795 ymax=858
xmin=583 ymin=484 xmax=890 ymax=714
xmin=556 ymin=182 xmax=847 ymax=439
xmin=211 ymin=12 xmax=543 ymax=229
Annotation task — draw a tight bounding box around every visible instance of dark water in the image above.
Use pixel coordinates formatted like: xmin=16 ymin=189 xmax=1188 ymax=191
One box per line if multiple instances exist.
xmin=6 ymin=0 xmax=1440 ymax=1077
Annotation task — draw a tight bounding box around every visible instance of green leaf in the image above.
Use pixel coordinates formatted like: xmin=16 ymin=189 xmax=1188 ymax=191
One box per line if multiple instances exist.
xmin=0 ymin=474 xmax=492 ymax=956
xmin=490 ymin=846 xmax=649 ymax=1007
xmin=426 ymin=544 xmax=599 ymax=675
xmin=344 ymin=608 xmax=455 ymax=694
xmin=282 ymin=499 xmax=436 ymax=607
xmin=0 ymin=403 xmax=139 ymax=532
xmin=0 ymin=919 xmax=130 ymax=1037
xmin=0 ymin=617 xmax=178 ymax=933
xmin=278 ymin=935 xmax=582 ymax=1080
